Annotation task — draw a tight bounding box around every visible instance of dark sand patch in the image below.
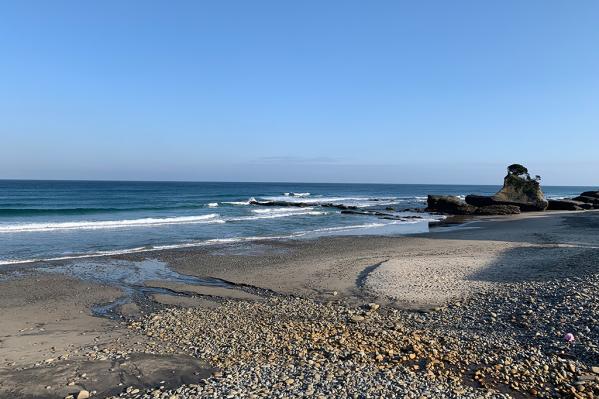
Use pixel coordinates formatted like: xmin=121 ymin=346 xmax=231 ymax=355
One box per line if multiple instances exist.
xmin=0 ymin=353 xmax=212 ymax=399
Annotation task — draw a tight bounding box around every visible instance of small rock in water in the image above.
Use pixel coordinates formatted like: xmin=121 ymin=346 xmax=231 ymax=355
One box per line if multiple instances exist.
xmin=77 ymin=390 xmax=90 ymax=399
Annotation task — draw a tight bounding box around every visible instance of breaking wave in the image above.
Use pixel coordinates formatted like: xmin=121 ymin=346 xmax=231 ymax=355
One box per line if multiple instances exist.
xmin=0 ymin=214 xmax=223 ymax=233
xmin=0 ymin=208 xmax=331 ymax=233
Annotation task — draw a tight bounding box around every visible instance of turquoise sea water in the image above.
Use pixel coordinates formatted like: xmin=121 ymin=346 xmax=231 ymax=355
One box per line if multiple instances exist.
xmin=0 ymin=180 xmax=593 ymax=265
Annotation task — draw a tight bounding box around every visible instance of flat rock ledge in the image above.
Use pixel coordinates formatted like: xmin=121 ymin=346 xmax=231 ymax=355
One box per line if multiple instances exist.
xmin=426 ymin=195 xmax=521 ymax=216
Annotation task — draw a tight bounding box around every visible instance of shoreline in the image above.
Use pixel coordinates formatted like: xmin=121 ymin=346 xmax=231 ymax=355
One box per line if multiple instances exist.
xmin=1 ymin=210 xmax=598 ymax=398
xmin=0 ymin=208 xmax=587 ymax=268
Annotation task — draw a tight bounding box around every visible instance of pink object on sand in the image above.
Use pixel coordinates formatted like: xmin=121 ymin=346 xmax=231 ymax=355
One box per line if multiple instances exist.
xmin=564 ymin=333 xmax=575 ymax=342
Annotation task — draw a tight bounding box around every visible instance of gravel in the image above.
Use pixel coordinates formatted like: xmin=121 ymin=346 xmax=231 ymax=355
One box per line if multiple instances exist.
xmin=102 ymin=273 xmax=599 ymax=399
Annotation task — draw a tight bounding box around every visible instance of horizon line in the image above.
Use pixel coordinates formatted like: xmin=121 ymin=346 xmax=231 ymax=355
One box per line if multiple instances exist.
xmin=0 ymin=178 xmax=595 ymax=188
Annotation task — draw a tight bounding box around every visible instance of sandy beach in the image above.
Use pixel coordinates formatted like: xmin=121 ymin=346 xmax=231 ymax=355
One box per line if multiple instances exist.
xmin=3 ymin=2 xmax=598 ymax=397
xmin=1 ymin=210 xmax=598 ymax=398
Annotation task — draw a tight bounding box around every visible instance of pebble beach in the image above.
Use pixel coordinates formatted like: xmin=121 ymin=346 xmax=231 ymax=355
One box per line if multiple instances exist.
xmin=105 ymin=272 xmax=599 ymax=399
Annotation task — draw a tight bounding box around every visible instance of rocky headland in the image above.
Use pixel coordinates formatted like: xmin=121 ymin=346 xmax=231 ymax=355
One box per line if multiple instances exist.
xmin=427 ymin=164 xmax=598 ymax=215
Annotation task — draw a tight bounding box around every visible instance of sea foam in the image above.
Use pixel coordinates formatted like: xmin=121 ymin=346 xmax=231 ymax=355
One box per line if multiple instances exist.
xmin=0 ymin=214 xmax=223 ymax=233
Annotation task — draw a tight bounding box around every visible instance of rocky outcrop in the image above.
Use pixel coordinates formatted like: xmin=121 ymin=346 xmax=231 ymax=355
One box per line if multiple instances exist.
xmin=580 ymin=191 xmax=599 ymax=199
xmin=579 ymin=203 xmax=595 ymax=210
xmin=464 ymin=195 xmax=497 ymax=208
xmin=473 ymin=204 xmax=521 ymax=215
xmin=321 ymin=203 xmax=358 ymax=210
xmin=249 ymin=199 xmax=357 ymax=210
xmin=465 ymin=165 xmax=548 ymax=211
xmin=428 ymin=166 xmax=596 ymax=214
xmin=465 ymin=193 xmax=547 ymax=211
xmin=549 ymin=189 xmax=598 ymax=209
xmin=426 ymin=195 xmax=520 ymax=215
xmin=572 ymin=196 xmax=599 ymax=206
xmin=493 ymin=175 xmax=548 ymax=211
xmin=249 ymin=199 xmax=310 ymax=207
xmin=426 ymin=195 xmax=476 ymax=215
xmin=340 ymin=209 xmax=422 ymax=221
xmin=546 ymin=189 xmax=599 ymax=210
xmin=547 ymin=199 xmax=585 ymax=211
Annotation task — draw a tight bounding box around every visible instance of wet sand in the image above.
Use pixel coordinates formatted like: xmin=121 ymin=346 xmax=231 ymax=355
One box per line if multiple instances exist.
xmin=0 ymin=210 xmax=598 ymax=398
xmin=131 ymin=209 xmax=599 ymax=308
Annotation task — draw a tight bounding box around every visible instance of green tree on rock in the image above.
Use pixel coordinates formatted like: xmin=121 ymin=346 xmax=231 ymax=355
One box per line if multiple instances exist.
xmin=507 ymin=164 xmax=530 ymax=180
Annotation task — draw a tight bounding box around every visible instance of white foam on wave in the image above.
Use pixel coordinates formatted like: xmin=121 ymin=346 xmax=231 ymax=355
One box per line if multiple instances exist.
xmin=0 ymin=214 xmax=223 ymax=233
xmin=222 ymin=197 xmax=255 ymax=206
xmin=260 ymin=195 xmax=416 ymax=208
xmin=262 ymin=196 xmax=382 ymax=208
xmin=207 ymin=203 xmax=219 ymax=208
xmin=225 ymin=194 xmax=431 ymax=208
xmin=228 ymin=211 xmax=326 ymax=221
xmin=264 ymin=195 xmax=364 ymax=203
xmin=0 ymin=206 xmax=332 ymax=234
xmin=251 ymin=207 xmax=315 ymax=214
xmin=546 ymin=195 xmax=574 ymax=200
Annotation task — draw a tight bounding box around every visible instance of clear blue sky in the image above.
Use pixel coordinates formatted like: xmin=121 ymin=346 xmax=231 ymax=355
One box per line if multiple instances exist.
xmin=1 ymin=1 xmax=598 ymax=185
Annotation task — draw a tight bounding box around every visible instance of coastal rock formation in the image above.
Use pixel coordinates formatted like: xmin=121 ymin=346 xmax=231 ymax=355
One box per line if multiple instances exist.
xmin=547 ymin=199 xmax=586 ymax=211
xmin=340 ymin=209 xmax=422 ymax=221
xmin=573 ymin=195 xmax=599 ymax=206
xmin=426 ymin=195 xmax=476 ymax=215
xmin=426 ymin=195 xmax=520 ymax=215
xmin=248 ymin=199 xmax=357 ymax=210
xmin=464 ymin=195 xmax=499 ymax=208
xmin=424 ymin=166 xmax=599 ymax=215
xmin=473 ymin=204 xmax=521 ymax=215
xmin=547 ymin=189 xmax=599 ymax=210
xmin=580 ymin=190 xmax=599 ymax=199
xmin=249 ymin=199 xmax=310 ymax=207
xmin=546 ymin=189 xmax=599 ymax=211
xmin=465 ymin=164 xmax=548 ymax=211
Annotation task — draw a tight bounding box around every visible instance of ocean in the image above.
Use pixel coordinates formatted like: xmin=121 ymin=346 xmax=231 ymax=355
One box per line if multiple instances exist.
xmin=0 ymin=180 xmax=592 ymax=265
